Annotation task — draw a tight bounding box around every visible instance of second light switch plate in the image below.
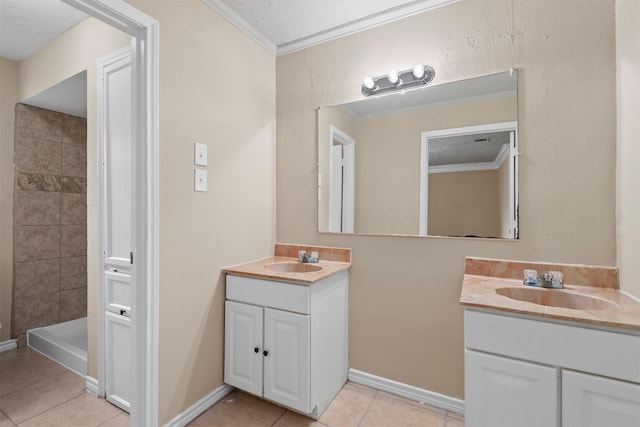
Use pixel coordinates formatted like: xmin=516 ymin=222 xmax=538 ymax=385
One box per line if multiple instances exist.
xmin=195 ymin=169 xmax=207 ymax=192
xmin=195 ymin=143 xmax=208 ymax=166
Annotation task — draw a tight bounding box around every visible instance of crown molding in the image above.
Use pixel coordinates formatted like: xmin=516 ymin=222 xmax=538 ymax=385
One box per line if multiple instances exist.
xmin=430 ymin=143 xmax=510 ymax=174
xmin=202 ymin=0 xmax=459 ymax=57
xmin=277 ymin=0 xmax=459 ymax=55
xmin=201 ymin=0 xmax=277 ymax=55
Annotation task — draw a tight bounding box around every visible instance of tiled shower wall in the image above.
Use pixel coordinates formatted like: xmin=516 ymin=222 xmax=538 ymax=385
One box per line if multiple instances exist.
xmin=12 ymin=103 xmax=87 ymax=346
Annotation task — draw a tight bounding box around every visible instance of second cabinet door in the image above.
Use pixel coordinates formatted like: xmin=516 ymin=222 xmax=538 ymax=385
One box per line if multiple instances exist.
xmin=465 ymin=349 xmax=559 ymax=427
xmin=225 ymin=301 xmax=264 ymax=396
xmin=563 ymin=370 xmax=640 ymax=427
xmin=264 ymin=308 xmax=310 ymax=414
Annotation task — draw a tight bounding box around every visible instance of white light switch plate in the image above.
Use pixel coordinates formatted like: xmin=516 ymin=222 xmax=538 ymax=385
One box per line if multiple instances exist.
xmin=195 ymin=169 xmax=207 ymax=192
xmin=195 ymin=143 xmax=208 ymax=166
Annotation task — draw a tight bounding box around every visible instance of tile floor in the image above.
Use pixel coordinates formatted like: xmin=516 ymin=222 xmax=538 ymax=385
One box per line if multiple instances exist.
xmin=189 ymin=384 xmax=464 ymax=427
xmin=0 ymin=347 xmax=464 ymax=427
xmin=0 ymin=347 xmax=128 ymax=426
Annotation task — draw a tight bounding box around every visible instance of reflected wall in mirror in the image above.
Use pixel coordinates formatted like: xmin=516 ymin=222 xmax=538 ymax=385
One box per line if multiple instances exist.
xmin=317 ymin=71 xmax=519 ymax=238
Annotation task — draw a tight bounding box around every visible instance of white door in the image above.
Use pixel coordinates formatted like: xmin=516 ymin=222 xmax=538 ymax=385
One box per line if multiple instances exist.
xmin=224 ymin=301 xmax=264 ymax=396
xmin=465 ymin=350 xmax=559 ymax=427
xmin=563 ymin=370 xmax=640 ymax=427
xmin=328 ymin=126 xmax=354 ymax=233
xmin=329 ymin=144 xmax=343 ymax=232
xmin=263 ymin=308 xmax=310 ymax=413
xmin=99 ymin=47 xmax=133 ymax=412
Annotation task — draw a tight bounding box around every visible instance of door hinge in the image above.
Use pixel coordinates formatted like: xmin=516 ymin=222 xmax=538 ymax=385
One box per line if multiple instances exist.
xmin=130 ymin=252 xmax=133 ymax=265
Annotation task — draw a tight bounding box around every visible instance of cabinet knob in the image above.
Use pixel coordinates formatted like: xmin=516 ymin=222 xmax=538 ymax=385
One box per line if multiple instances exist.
xmin=254 ymin=347 xmax=259 ymax=353
xmin=120 ymin=309 xmax=126 ymax=316
xmin=263 ymin=350 xmax=269 ymax=357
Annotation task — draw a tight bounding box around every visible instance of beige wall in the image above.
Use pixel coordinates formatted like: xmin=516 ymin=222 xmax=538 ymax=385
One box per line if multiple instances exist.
xmin=0 ymin=58 xmax=19 ymax=341
xmin=18 ymin=18 xmax=130 ymax=375
xmin=277 ymin=0 xmax=615 ymax=400
xmin=616 ymin=0 xmax=640 ymax=299
xmin=428 ymin=169 xmax=501 ymax=237
xmin=126 ymin=1 xmax=276 ymax=423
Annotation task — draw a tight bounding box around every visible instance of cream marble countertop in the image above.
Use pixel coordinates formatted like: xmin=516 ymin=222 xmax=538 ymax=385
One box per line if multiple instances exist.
xmin=223 ymin=256 xmax=351 ymax=285
xmin=460 ymin=257 xmax=640 ymax=332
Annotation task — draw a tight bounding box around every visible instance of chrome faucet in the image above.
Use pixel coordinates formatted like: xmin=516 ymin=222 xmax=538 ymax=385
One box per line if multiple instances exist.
xmin=524 ymin=271 xmax=564 ymax=289
xmin=298 ymin=250 xmax=319 ymax=263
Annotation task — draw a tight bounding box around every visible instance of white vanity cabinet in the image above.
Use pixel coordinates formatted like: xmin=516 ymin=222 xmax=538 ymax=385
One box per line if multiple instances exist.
xmin=464 ymin=309 xmax=640 ymax=427
xmin=224 ymin=270 xmax=348 ymax=418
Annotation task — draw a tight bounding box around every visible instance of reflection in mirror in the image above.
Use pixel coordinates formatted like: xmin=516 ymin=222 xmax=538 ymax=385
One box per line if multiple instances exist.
xmin=317 ymin=71 xmax=519 ymax=239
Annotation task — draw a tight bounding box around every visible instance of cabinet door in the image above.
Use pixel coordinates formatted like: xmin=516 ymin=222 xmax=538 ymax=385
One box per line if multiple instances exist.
xmin=465 ymin=350 xmax=559 ymax=427
xmin=563 ymin=370 xmax=640 ymax=427
xmin=224 ymin=301 xmax=263 ymax=396
xmin=105 ymin=311 xmax=131 ymax=412
xmin=263 ymin=308 xmax=310 ymax=413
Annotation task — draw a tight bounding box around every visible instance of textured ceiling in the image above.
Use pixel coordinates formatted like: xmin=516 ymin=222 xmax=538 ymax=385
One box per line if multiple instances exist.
xmin=0 ymin=0 xmax=88 ymax=61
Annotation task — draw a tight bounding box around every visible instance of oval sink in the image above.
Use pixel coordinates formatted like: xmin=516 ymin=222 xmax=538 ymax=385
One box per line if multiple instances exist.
xmin=495 ymin=287 xmax=619 ymax=311
xmin=266 ymin=262 xmax=322 ymax=273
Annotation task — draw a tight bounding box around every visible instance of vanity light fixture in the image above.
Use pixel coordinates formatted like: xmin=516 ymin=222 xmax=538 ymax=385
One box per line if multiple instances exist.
xmin=361 ymin=64 xmax=435 ymax=97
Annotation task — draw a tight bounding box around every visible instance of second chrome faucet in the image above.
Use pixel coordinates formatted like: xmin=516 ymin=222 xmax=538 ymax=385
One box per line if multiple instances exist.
xmin=298 ymin=250 xmax=319 ymax=263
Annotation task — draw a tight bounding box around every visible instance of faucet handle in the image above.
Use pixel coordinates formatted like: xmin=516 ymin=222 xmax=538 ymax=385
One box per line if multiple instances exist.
xmin=298 ymin=250 xmax=307 ymax=262
xmin=549 ymin=270 xmax=563 ymax=286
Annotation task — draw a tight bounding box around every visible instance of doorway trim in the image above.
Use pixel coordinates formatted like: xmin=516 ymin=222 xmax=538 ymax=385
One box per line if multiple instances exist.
xmin=329 ymin=125 xmax=355 ymax=233
xmin=61 ymin=1 xmax=158 ymax=425
xmin=419 ymin=121 xmax=518 ymax=237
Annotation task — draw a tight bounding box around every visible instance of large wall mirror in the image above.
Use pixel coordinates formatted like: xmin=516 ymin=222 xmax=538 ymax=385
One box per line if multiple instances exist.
xmin=317 ymin=70 xmax=519 ymax=239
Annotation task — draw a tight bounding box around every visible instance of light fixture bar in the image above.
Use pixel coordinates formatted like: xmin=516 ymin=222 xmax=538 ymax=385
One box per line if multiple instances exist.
xmin=361 ymin=64 xmax=435 ymax=97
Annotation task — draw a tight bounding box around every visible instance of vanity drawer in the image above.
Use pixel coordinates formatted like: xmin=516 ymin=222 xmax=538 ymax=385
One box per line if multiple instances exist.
xmin=226 ymin=275 xmax=311 ymax=314
xmin=465 ymin=309 xmax=640 ymax=383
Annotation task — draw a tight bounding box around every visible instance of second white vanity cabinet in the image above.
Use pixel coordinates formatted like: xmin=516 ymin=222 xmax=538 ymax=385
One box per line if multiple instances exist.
xmin=224 ymin=270 xmax=348 ymax=418
xmin=464 ymin=309 xmax=640 ymax=427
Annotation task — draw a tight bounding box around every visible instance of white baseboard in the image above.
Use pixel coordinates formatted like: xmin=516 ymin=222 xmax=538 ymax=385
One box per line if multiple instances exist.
xmin=86 ymin=376 xmax=99 ymax=396
xmin=0 ymin=339 xmax=18 ymax=353
xmin=164 ymin=383 xmax=234 ymax=427
xmin=348 ymin=369 xmax=465 ymax=415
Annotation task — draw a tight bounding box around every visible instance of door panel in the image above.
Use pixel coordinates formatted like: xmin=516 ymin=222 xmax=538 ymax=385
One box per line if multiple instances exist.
xmin=104 ymin=53 xmax=132 ymax=268
xmin=264 ymin=308 xmax=310 ymax=413
xmin=105 ymin=270 xmax=131 ymax=315
xmin=224 ymin=301 xmax=264 ymax=396
xmin=105 ymin=311 xmax=131 ymax=411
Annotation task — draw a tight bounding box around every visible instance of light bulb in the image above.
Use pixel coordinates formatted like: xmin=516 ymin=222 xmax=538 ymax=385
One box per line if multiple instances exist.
xmin=412 ymin=64 xmax=425 ymax=79
xmin=363 ymin=76 xmax=375 ymax=89
xmin=388 ymin=69 xmax=399 ymax=84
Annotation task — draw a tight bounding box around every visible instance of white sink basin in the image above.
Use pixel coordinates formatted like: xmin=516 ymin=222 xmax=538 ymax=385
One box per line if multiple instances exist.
xmin=266 ymin=262 xmax=322 ymax=273
xmin=495 ymin=287 xmax=619 ymax=311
